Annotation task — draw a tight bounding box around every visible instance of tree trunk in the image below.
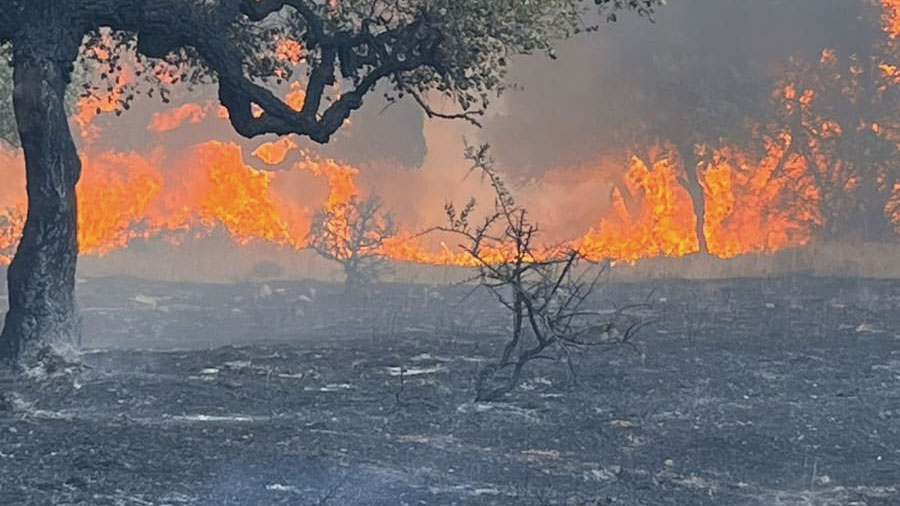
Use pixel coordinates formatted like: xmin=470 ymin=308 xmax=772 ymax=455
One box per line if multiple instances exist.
xmin=0 ymin=35 xmax=82 ymax=364
xmin=677 ymin=144 xmax=708 ymax=255
xmin=343 ymin=259 xmax=358 ymax=295
xmin=856 ymin=174 xmax=897 ymax=243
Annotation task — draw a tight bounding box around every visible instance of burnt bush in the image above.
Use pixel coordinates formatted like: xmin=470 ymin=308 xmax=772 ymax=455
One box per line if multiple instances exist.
xmin=439 ymin=145 xmax=651 ymax=401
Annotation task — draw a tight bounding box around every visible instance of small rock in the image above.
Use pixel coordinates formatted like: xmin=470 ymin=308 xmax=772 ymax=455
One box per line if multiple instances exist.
xmin=855 ymin=322 xmax=880 ymax=333
xmin=132 ymin=293 xmax=160 ymax=309
xmin=223 ymin=360 xmax=251 ymax=371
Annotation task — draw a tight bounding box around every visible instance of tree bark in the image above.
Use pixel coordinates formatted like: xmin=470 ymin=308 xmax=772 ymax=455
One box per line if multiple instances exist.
xmin=0 ymin=34 xmax=82 ymax=364
xmin=343 ymin=259 xmax=358 ymax=295
xmin=676 ymin=143 xmax=709 ymax=255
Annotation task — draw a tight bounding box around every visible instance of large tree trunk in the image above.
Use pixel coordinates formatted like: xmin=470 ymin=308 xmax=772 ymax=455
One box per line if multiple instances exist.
xmin=0 ymin=34 xmax=82 ymax=364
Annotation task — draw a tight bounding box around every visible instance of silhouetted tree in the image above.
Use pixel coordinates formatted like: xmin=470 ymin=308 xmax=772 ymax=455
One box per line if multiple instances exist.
xmin=308 ymin=195 xmax=395 ymax=294
xmin=0 ymin=0 xmax=662 ymax=364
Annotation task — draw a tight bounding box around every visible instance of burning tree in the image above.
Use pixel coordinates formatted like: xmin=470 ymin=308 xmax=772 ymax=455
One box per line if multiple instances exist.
xmin=608 ymin=45 xmax=767 ymax=256
xmin=443 ymin=146 xmax=647 ymax=401
xmin=0 ymin=1 xmax=663 ymax=364
xmin=577 ymin=0 xmax=898 ymax=256
xmin=308 ymin=194 xmax=395 ymax=294
xmin=767 ymin=36 xmax=899 ymax=242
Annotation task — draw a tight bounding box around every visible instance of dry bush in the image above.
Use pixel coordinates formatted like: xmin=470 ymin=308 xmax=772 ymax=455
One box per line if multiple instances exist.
xmin=439 ymin=145 xmax=650 ymax=401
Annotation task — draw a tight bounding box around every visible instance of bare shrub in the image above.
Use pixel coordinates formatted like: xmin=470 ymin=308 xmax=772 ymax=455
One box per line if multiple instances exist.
xmin=307 ymin=195 xmax=396 ymax=294
xmin=440 ymin=145 xmax=649 ymax=401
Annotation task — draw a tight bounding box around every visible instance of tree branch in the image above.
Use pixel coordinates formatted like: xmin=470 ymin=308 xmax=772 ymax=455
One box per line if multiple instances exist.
xmin=407 ymin=88 xmax=484 ymax=128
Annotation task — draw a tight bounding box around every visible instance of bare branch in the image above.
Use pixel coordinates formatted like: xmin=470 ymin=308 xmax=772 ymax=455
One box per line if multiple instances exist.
xmin=426 ymin=146 xmax=651 ymax=401
xmin=407 ymin=88 xmax=484 ymax=127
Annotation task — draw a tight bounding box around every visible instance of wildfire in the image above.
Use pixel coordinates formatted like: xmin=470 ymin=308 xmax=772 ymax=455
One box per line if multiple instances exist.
xmin=577 ymin=151 xmax=699 ymax=262
xmin=701 ymin=143 xmax=813 ymax=258
xmin=78 ymin=151 xmax=165 ymax=253
xmin=0 ymin=140 xmax=368 ymax=260
xmin=0 ymin=123 xmax=878 ymax=268
xmin=0 ymin=5 xmax=897 ymax=270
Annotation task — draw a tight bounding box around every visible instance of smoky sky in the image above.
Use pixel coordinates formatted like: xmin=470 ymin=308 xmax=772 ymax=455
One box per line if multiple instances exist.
xmin=77 ymin=0 xmax=884 ymax=184
xmin=478 ymin=0 xmax=880 ymax=176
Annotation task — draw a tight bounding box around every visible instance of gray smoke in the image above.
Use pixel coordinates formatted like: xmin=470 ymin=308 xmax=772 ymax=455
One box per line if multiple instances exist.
xmin=479 ymin=0 xmax=878 ymax=176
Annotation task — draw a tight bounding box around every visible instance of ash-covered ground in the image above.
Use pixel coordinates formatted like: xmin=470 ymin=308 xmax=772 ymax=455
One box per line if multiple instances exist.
xmin=0 ymin=276 xmax=898 ymax=505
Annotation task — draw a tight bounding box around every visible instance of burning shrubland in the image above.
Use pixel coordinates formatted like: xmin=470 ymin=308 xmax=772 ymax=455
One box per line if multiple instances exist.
xmin=0 ymin=0 xmax=895 ymax=276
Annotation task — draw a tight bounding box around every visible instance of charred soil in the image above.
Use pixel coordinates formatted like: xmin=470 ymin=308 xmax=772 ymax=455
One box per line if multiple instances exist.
xmin=0 ymin=276 xmax=898 ymax=505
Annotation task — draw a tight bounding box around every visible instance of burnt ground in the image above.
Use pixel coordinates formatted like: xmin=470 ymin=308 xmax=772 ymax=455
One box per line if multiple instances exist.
xmin=0 ymin=276 xmax=898 ymax=505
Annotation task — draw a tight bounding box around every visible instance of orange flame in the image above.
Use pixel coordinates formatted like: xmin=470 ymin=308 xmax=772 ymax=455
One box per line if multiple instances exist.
xmin=701 ymin=144 xmax=813 ymax=257
xmin=252 ymin=137 xmax=298 ymax=165
xmin=148 ymin=103 xmax=208 ymax=132
xmin=0 ymin=12 xmax=897 ymax=269
xmin=577 ymin=150 xmax=699 ymax=262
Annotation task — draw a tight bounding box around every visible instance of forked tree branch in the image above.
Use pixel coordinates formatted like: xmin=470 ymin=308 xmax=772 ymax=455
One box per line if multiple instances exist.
xmin=64 ymin=0 xmax=449 ymax=142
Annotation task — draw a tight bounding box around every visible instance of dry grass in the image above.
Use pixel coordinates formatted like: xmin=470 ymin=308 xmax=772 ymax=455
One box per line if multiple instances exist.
xmin=75 ymin=239 xmax=900 ymax=284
